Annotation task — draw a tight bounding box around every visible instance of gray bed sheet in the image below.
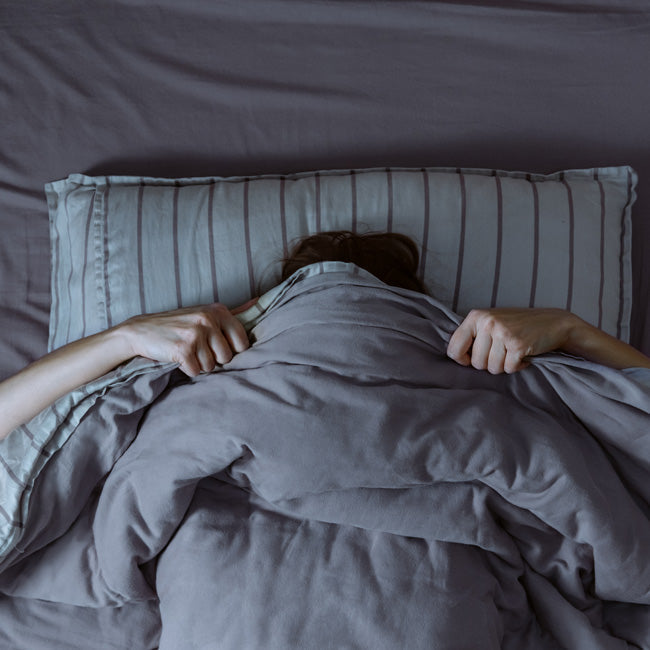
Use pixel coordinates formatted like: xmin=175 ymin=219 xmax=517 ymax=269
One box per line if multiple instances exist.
xmin=1 ymin=0 xmax=649 ymax=383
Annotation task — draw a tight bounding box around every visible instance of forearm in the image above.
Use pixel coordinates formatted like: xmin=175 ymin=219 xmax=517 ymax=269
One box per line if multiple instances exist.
xmin=562 ymin=314 xmax=650 ymax=370
xmin=0 ymin=326 xmax=133 ymax=441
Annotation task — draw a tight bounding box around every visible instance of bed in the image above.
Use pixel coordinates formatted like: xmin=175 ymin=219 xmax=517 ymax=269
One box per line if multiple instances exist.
xmin=1 ymin=1 xmax=649 ymax=648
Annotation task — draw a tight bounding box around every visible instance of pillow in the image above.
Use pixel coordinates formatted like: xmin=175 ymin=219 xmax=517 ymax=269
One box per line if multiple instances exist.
xmin=45 ymin=165 xmax=636 ymax=351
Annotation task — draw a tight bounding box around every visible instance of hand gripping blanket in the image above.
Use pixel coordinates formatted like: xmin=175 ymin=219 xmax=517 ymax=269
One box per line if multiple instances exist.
xmin=0 ymin=262 xmax=649 ymax=649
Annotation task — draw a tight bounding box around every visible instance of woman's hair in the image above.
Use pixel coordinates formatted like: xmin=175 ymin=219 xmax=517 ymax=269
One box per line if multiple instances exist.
xmin=280 ymin=230 xmax=428 ymax=295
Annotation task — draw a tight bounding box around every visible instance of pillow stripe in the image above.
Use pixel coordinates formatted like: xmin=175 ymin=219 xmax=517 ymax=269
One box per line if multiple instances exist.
xmin=20 ymin=422 xmax=34 ymax=441
xmin=617 ymin=169 xmax=633 ymax=339
xmin=80 ymin=192 xmax=94 ymax=339
xmin=315 ymin=172 xmax=322 ymax=232
xmin=350 ymin=170 xmax=358 ymax=233
xmin=561 ymin=179 xmax=575 ymax=313
xmin=64 ymin=200 xmax=74 ymax=345
xmin=596 ymin=174 xmax=606 ymax=330
xmin=49 ymin=194 xmax=61 ymax=346
xmin=0 ymin=454 xmax=24 ymax=489
xmin=243 ymin=179 xmax=255 ymax=298
xmin=529 ymin=179 xmax=540 ymax=309
xmin=102 ymin=180 xmax=113 ymax=329
xmin=137 ymin=182 xmax=146 ymax=315
xmin=490 ymin=174 xmax=504 ymax=309
xmin=386 ymin=168 xmax=393 ymax=232
xmin=280 ymin=176 xmax=289 ymax=260
xmin=172 ymin=183 xmax=182 ymax=307
xmin=452 ymin=169 xmax=467 ymax=314
xmin=207 ymin=181 xmax=220 ymax=304
xmin=57 ymin=186 xmax=72 ymax=336
xmin=18 ymin=420 xmax=51 ymax=456
xmin=418 ymin=169 xmax=430 ymax=282
xmin=45 ymin=166 xmax=636 ymax=350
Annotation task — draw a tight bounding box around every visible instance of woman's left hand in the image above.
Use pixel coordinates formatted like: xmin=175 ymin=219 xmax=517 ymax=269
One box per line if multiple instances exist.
xmin=446 ymin=307 xmax=576 ymax=374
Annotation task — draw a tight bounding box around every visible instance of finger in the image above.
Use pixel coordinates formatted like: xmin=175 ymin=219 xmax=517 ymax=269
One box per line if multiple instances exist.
xmin=447 ymin=323 xmax=474 ymax=366
xmin=504 ymin=351 xmax=530 ymax=374
xmin=195 ymin=340 xmax=217 ymax=373
xmin=178 ymin=354 xmax=202 ymax=377
xmin=487 ymin=341 xmax=506 ymax=374
xmin=166 ymin=339 xmax=201 ymax=377
xmin=208 ymin=330 xmax=234 ymax=365
xmin=220 ymin=317 xmax=250 ymax=354
xmin=470 ymin=329 xmax=493 ymax=371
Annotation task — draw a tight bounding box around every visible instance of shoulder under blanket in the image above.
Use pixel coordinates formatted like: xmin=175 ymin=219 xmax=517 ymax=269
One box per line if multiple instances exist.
xmin=1 ymin=263 xmax=648 ymax=649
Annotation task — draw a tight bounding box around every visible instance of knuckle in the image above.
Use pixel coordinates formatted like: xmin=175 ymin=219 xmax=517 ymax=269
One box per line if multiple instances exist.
xmin=484 ymin=315 xmax=498 ymax=330
xmin=192 ymin=311 xmax=212 ymax=327
xmin=211 ymin=303 xmax=229 ymax=317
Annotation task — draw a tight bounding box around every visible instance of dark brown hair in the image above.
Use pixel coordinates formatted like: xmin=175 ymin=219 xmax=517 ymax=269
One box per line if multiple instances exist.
xmin=280 ymin=230 xmax=428 ymax=295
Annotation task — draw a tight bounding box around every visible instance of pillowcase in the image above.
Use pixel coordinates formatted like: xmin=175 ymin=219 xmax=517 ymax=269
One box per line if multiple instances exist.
xmin=45 ymin=165 xmax=636 ymax=351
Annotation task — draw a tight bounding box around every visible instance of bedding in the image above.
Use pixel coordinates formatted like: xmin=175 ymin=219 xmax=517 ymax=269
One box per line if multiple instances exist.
xmin=45 ymin=165 xmax=636 ymax=351
xmin=2 ymin=1 xmax=650 ymax=648
xmin=1 ymin=262 xmax=649 ymax=649
xmin=624 ymin=367 xmax=650 ymax=387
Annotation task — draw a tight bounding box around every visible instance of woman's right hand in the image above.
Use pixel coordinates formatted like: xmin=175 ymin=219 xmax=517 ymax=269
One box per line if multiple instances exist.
xmin=0 ymin=297 xmax=260 ymax=440
xmin=119 ymin=298 xmax=259 ymax=377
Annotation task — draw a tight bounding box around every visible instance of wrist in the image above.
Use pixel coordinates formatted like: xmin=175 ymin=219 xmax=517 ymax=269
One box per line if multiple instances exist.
xmin=103 ymin=322 xmax=138 ymax=363
xmin=560 ymin=312 xmax=650 ymax=369
xmin=562 ymin=312 xmax=586 ymax=352
xmin=562 ymin=312 xmax=597 ymax=358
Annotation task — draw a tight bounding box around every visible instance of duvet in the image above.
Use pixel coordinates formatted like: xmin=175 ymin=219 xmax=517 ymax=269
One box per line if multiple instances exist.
xmin=0 ymin=262 xmax=649 ymax=650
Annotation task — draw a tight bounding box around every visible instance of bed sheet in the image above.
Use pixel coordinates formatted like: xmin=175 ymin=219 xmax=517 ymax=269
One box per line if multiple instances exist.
xmin=1 ymin=0 xmax=650 ymax=383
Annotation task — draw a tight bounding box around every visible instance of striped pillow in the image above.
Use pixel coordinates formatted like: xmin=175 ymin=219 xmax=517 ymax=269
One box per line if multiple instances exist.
xmin=45 ymin=165 xmax=636 ymax=351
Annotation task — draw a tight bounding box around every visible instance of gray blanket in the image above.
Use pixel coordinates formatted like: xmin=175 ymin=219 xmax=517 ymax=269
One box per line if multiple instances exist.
xmin=1 ymin=264 xmax=649 ymax=649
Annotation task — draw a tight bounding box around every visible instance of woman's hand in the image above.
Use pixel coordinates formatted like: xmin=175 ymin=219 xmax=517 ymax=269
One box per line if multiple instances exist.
xmin=120 ymin=298 xmax=259 ymax=377
xmin=447 ymin=307 xmax=650 ymax=374
xmin=446 ymin=308 xmax=576 ymax=374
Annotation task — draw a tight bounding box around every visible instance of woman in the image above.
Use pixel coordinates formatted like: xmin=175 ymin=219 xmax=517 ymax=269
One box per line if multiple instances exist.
xmin=1 ymin=230 xmax=649 ymax=441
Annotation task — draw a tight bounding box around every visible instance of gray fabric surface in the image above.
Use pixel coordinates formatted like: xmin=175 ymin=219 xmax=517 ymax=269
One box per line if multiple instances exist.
xmin=623 ymin=366 xmax=650 ymax=388
xmin=1 ymin=267 xmax=648 ymax=648
xmin=1 ymin=0 xmax=650 ymax=383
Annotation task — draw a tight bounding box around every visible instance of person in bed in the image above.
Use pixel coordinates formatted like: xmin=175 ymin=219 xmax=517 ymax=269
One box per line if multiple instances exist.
xmin=0 ymin=230 xmax=649 ymax=441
